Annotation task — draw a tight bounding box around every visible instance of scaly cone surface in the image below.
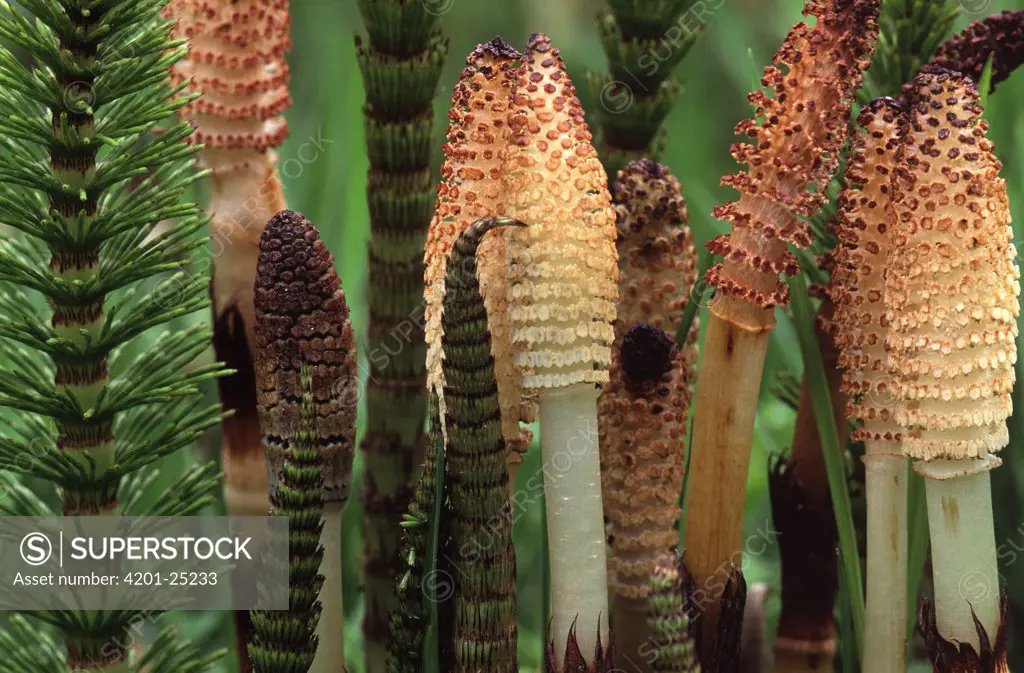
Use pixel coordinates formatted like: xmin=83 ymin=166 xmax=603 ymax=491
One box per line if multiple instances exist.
xmin=889 ymin=68 xmax=1017 ymax=661
xmin=253 ymin=210 xmax=358 ymax=672
xmin=424 ymin=37 xmax=536 ymax=481
xmin=166 ymin=0 xmax=292 ymax=517
xmin=832 ymin=98 xmax=905 ymax=445
xmin=925 ymin=10 xmax=1024 ymax=95
xmin=354 ymin=4 xmax=448 ymax=664
xmin=887 ymin=71 xmax=1017 ymax=463
xmin=601 ymin=160 xmax=697 ymax=671
xmin=599 ymin=325 xmax=691 ymax=672
xmin=611 ymin=159 xmax=699 ymax=350
xmin=440 ymin=216 xmax=522 ymax=673
xmin=502 ymin=32 xmax=618 ymax=667
xmin=684 ymin=0 xmax=880 ymax=659
xmin=830 ymin=97 xmax=908 ymax=672
xmin=503 ymin=32 xmax=618 ymax=391
xmin=253 ymin=210 xmax=357 ymax=507
xmin=704 ymin=0 xmax=880 ymax=329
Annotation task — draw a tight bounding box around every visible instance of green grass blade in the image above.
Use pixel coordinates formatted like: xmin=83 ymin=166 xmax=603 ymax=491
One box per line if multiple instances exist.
xmin=790 ymin=273 xmax=865 ymax=659
xmin=425 ymin=430 xmax=447 ymax=673
xmin=978 ymin=52 xmax=996 ymax=108
xmin=675 ymin=250 xmax=713 ymax=349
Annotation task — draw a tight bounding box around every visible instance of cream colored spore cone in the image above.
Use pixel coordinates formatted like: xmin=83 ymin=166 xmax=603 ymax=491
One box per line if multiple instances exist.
xmin=886 ymin=68 xmax=1019 ymax=461
xmin=502 ymin=32 xmax=618 ymax=390
xmin=830 ymin=97 xmax=904 ymax=444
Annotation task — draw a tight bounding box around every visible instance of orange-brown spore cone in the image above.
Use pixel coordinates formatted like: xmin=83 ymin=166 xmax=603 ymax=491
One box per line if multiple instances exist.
xmin=612 ymin=159 xmax=698 ymax=353
xmin=705 ymin=0 xmax=880 ymax=321
xmin=167 ymin=0 xmax=292 ymax=349
xmin=424 ymin=38 xmax=536 ymax=454
xmin=600 ymin=325 xmax=690 ymax=600
xmin=503 ymin=33 xmax=618 ymax=390
xmin=167 ymin=0 xmax=290 ymax=162
xmin=886 ymin=69 xmax=1019 ymax=461
xmin=831 ymin=98 xmax=904 ymax=444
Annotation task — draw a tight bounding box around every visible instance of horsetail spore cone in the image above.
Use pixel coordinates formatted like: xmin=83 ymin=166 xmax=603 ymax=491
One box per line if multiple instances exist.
xmin=441 ymin=216 xmax=522 ymax=672
xmin=925 ymin=10 xmax=1024 ymax=95
xmin=830 ymin=97 xmax=908 ymax=672
xmin=0 ymin=0 xmax=225 ymax=668
xmin=611 ymin=160 xmax=699 ymax=350
xmin=601 ymin=161 xmax=697 ymax=669
xmin=502 ymin=32 xmax=618 ymax=666
xmin=684 ymin=0 xmax=880 ymax=656
xmin=600 ymin=325 xmax=690 ymax=672
xmin=254 ymin=209 xmax=357 ymax=672
xmin=887 ymin=69 xmax=1017 ymax=657
xmin=167 ymin=0 xmax=292 ymax=517
xmin=648 ymin=555 xmax=700 ymax=673
xmin=355 ymin=4 xmax=448 ymax=665
xmin=249 ymin=366 xmax=324 ymax=673
xmin=425 ymin=38 xmax=534 ymax=481
xmin=703 ymin=0 xmax=880 ymax=323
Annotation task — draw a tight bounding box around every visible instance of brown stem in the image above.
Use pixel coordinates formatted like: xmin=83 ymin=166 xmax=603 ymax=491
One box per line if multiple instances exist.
xmin=788 ymin=299 xmax=847 ymax=503
xmin=612 ymin=596 xmax=652 ymax=672
xmin=683 ymin=303 xmax=771 ymax=659
xmin=214 ymin=160 xmax=288 ymax=519
xmin=773 ymin=299 xmax=845 ymax=673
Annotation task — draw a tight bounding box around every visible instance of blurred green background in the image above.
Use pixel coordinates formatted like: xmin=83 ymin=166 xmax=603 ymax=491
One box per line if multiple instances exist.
xmin=169 ymin=0 xmax=1024 ymax=670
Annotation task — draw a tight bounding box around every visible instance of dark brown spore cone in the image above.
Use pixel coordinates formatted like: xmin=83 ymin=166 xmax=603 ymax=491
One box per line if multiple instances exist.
xmin=621 ymin=324 xmax=676 ymax=385
xmin=544 ymin=620 xmax=616 ymax=673
xmin=254 ymin=209 xmax=357 ymax=503
xmin=768 ymin=455 xmax=838 ymax=658
xmin=475 ymin=35 xmax=520 ymax=60
xmin=919 ymin=593 xmax=1009 ymax=673
xmin=929 ymin=11 xmax=1024 ymax=93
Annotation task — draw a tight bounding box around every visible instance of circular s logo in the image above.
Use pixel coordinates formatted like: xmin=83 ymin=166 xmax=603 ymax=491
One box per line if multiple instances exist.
xmin=20 ymin=533 xmax=53 ymax=566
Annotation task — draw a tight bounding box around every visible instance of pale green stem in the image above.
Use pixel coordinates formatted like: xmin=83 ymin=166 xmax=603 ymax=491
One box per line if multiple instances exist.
xmin=540 ymin=383 xmax=609 ymax=665
xmin=917 ymin=458 xmax=1001 ymax=650
xmin=863 ymin=441 xmax=908 ymax=672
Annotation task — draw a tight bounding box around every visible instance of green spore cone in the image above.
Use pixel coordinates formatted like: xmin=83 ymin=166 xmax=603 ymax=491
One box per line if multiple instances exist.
xmin=440 ymin=217 xmax=523 ymax=673
xmin=249 ymin=367 xmax=324 ymax=673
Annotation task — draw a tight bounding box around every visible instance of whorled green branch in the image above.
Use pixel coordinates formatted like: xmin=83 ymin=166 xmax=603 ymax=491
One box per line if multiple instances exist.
xmin=861 ymin=0 xmax=960 ymax=100
xmin=590 ymin=0 xmax=710 ymax=181
xmin=0 ymin=0 xmax=225 ymax=669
